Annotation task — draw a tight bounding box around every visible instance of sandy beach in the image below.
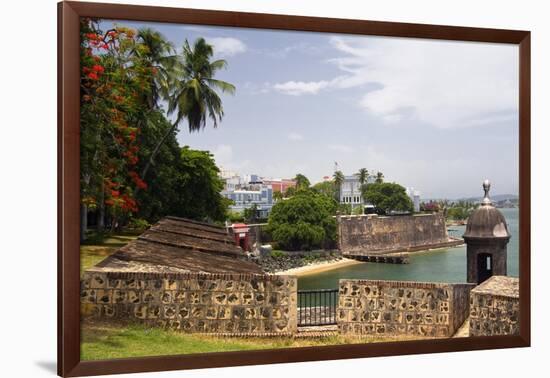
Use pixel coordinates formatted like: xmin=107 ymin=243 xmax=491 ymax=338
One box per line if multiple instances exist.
xmin=275 ymin=258 xmax=363 ymax=277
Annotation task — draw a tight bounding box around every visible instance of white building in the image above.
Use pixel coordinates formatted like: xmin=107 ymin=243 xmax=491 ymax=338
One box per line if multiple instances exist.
xmin=340 ymin=175 xmax=363 ymax=206
xmin=222 ymin=184 xmax=274 ymax=218
xmin=406 ymin=187 xmax=421 ymax=212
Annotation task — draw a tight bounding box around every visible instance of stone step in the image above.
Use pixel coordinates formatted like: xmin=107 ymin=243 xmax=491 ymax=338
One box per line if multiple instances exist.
xmin=295 ymin=325 xmax=338 ymax=339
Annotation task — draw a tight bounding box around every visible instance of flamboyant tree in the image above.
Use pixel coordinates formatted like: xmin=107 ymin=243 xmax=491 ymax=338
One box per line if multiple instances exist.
xmin=79 ymin=20 xmax=235 ymax=239
xmin=80 ymin=19 xmax=154 ymax=239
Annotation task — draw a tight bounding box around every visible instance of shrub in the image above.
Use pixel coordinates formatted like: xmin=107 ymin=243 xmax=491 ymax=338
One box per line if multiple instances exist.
xmin=127 ymin=218 xmax=150 ymax=232
xmin=270 ymin=250 xmax=287 ymax=259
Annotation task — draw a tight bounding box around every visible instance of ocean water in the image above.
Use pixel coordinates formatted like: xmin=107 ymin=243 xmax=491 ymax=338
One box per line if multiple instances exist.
xmin=298 ymin=208 xmax=519 ymax=290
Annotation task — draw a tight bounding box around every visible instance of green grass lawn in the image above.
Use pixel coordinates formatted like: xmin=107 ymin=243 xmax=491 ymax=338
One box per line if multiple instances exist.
xmin=80 ymin=232 xmax=138 ymax=275
xmin=81 ymin=320 xmax=389 ymax=360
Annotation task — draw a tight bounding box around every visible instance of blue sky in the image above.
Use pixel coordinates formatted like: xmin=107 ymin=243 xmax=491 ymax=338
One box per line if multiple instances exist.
xmin=100 ymin=20 xmax=519 ymax=199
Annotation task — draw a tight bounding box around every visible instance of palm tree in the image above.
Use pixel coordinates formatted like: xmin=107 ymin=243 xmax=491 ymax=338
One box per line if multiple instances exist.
xmin=356 ymin=167 xmax=369 ymax=205
xmin=140 ymin=38 xmax=236 ymax=181
xmin=293 ymin=173 xmax=311 ymax=190
xmin=356 ymin=168 xmax=369 ymax=186
xmin=333 ymin=170 xmax=345 ymax=202
xmin=375 ymin=171 xmax=384 ymax=184
xmin=136 ymin=28 xmax=179 ymax=108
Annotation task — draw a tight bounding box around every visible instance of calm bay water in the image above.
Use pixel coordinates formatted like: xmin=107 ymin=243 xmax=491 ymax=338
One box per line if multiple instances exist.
xmin=298 ymin=208 xmax=519 ymax=290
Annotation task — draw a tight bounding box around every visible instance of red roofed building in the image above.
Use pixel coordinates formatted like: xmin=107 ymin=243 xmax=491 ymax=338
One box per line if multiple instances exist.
xmin=262 ymin=178 xmax=296 ymax=193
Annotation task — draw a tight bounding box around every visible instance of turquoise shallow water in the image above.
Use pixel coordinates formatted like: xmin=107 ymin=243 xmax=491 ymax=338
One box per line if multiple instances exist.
xmin=298 ymin=208 xmax=519 ymax=290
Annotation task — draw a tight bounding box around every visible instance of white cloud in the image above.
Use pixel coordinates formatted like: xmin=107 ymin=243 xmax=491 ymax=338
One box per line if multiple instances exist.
xmin=206 ymin=37 xmax=247 ymax=57
xmin=328 ymin=144 xmax=354 ymax=153
xmin=287 ymin=132 xmax=304 ymax=141
xmin=273 ymin=80 xmax=333 ymax=96
xmin=242 ymin=81 xmax=271 ymax=95
xmin=211 ymin=144 xmax=250 ymax=171
xmin=261 ymin=42 xmax=324 ymax=59
xmin=335 ymin=36 xmax=518 ymax=129
xmin=273 ymin=36 xmax=518 ymax=129
xmin=212 ymin=144 xmax=233 ymax=165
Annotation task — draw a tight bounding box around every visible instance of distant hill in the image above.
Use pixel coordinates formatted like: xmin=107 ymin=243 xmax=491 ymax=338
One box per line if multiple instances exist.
xmin=458 ymin=194 xmax=518 ymax=203
xmin=423 ymin=194 xmax=519 ymax=203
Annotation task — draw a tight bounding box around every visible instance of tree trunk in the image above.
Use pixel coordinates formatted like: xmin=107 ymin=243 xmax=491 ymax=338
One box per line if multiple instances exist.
xmin=139 ymin=122 xmax=177 ymax=185
xmin=98 ymin=187 xmax=105 ymax=232
xmin=80 ymin=203 xmax=88 ymax=242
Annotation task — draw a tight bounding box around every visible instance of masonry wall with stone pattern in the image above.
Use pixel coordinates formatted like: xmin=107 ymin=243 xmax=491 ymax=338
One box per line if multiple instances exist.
xmin=338 ymin=213 xmax=451 ymax=255
xmin=469 ymin=276 xmax=519 ymax=336
xmin=337 ymin=279 xmax=474 ymax=337
xmin=81 ymin=271 xmax=297 ymax=335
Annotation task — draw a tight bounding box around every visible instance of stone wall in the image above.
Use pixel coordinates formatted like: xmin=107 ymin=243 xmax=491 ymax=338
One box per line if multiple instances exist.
xmin=81 ymin=270 xmax=297 ymax=335
xmin=469 ymin=276 xmax=519 ymax=336
xmin=257 ymin=250 xmax=342 ymax=273
xmin=338 ymin=213 xmax=453 ymax=255
xmin=337 ymin=279 xmax=474 ymax=337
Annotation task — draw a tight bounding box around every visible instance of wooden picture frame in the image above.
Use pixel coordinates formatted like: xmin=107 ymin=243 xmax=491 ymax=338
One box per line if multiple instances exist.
xmin=58 ymin=1 xmax=530 ymax=376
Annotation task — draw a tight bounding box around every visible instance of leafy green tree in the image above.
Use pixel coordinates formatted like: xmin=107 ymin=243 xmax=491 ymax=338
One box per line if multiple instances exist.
xmin=226 ymin=209 xmax=245 ymax=223
xmin=273 ymin=191 xmax=284 ymax=202
xmin=175 ymin=146 xmax=230 ymax=222
xmin=352 ymin=205 xmax=364 ymax=215
xmin=293 ymin=173 xmax=311 ymax=190
xmin=375 ymin=171 xmax=384 ymax=184
xmin=337 ymin=203 xmax=352 ymax=215
xmin=284 ymin=186 xmax=297 ymax=198
xmin=267 ymin=192 xmax=337 ymax=250
xmin=363 ymin=182 xmax=413 ymax=215
xmin=311 ymin=181 xmax=336 ymax=199
xmin=446 ymin=200 xmax=477 ymax=220
xmin=243 ymin=204 xmax=259 ymax=223
xmin=134 ymin=114 xmax=184 ymax=221
xmin=136 ymin=143 xmax=229 ymax=223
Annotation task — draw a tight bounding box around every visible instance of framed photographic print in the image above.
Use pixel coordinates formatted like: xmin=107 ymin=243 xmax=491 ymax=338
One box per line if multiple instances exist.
xmin=58 ymin=1 xmax=530 ymax=376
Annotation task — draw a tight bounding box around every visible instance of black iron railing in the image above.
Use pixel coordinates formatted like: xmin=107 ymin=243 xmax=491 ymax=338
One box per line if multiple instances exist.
xmin=297 ymin=289 xmax=338 ymax=326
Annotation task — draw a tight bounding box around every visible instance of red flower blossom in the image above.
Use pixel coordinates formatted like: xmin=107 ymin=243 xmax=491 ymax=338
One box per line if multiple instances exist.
xmin=135 ymin=178 xmax=147 ymax=190
xmin=87 ymin=72 xmax=99 ymax=80
xmin=92 ymin=64 xmax=105 ymax=73
xmin=111 ymin=190 xmax=120 ymax=197
xmin=121 ymin=195 xmax=138 ymax=212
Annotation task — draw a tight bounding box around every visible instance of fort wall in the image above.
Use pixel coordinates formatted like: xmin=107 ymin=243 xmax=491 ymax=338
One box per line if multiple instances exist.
xmin=338 ymin=213 xmax=458 ymax=256
xmin=81 ymin=270 xmax=297 ymax=335
xmin=337 ymin=279 xmax=474 ymax=337
xmin=469 ymin=276 xmax=519 ymax=336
